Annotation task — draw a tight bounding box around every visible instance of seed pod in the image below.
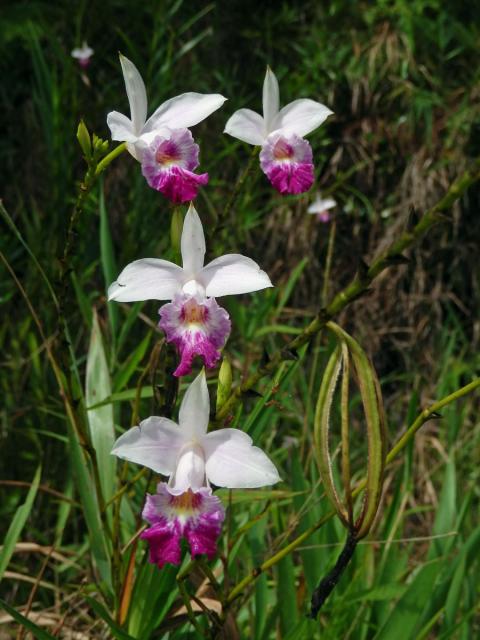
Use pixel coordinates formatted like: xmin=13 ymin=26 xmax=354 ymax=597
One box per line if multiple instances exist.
xmin=313 ymin=321 xmax=387 ymax=538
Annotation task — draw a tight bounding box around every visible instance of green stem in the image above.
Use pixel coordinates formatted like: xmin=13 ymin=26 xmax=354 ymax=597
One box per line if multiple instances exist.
xmin=321 ymin=218 xmax=337 ymax=307
xmin=177 ymin=579 xmax=207 ymax=637
xmin=225 ymin=376 xmax=480 ymax=603
xmin=103 ymin=468 xmax=148 ymax=512
xmin=55 ymin=142 xmax=127 ymax=532
xmin=215 ymin=159 xmax=480 ymax=422
xmin=222 ymin=146 xmax=258 ymax=220
xmin=95 ymin=142 xmax=126 ymax=176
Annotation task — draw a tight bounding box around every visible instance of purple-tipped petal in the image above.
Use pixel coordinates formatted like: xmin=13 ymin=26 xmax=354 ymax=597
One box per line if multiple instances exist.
xmin=260 ymin=133 xmax=314 ymax=195
xmin=159 ymin=294 xmax=231 ymax=377
xmin=141 ymin=521 xmax=183 ymax=567
xmin=141 ymin=128 xmax=208 ymax=203
xmin=141 ymin=483 xmax=225 ymax=568
xmin=184 ymin=490 xmax=225 ymax=559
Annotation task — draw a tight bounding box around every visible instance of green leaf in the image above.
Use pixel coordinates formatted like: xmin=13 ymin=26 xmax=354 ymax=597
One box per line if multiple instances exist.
xmin=127 ymin=562 xmax=179 ymax=636
xmin=0 ymin=466 xmax=41 ymax=581
xmin=0 ymin=598 xmax=56 ymax=639
xmin=113 ymin=331 xmax=151 ymax=392
xmin=99 ymin=184 xmax=119 ymax=341
xmin=87 ymin=385 xmax=154 ymax=410
xmin=445 ymin=554 xmax=465 ymax=628
xmin=275 ymin=257 xmax=309 ymax=317
xmin=283 ymin=618 xmax=318 ymax=640
xmin=374 ymin=560 xmax=442 ymax=640
xmin=216 ymin=488 xmax=303 ymax=504
xmin=248 ymin=517 xmax=269 ymax=640
xmin=277 ymin=550 xmax=299 ymax=634
xmin=67 ymin=421 xmax=112 ymax=590
xmin=86 ymin=310 xmax=116 ymax=504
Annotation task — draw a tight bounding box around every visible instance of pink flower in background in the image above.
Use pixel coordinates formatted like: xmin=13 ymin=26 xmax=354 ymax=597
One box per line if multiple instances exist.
xmin=224 ymin=67 xmax=333 ymax=195
xmin=71 ymin=42 xmax=94 ymax=69
xmin=307 ymin=194 xmax=337 ymax=223
xmin=111 ymin=371 xmax=280 ymax=568
xmin=108 ymin=204 xmax=272 ymax=375
xmin=141 ymin=129 xmax=208 ymax=203
xmin=106 ymin=53 xmax=226 ymax=181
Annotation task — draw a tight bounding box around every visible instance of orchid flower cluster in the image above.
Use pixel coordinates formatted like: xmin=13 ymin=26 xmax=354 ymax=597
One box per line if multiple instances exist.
xmin=106 ymin=54 xmax=333 ymax=568
xmin=106 ymin=55 xmax=332 ymax=199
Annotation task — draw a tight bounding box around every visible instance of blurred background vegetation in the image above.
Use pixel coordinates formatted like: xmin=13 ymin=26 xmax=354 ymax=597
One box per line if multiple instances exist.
xmin=1 ymin=0 xmax=479 ymax=637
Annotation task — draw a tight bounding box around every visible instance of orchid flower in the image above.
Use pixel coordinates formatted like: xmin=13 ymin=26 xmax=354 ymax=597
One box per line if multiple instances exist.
xmin=224 ymin=67 xmax=333 ymax=195
xmin=111 ymin=370 xmax=280 ymax=567
xmin=107 ymin=54 xmax=227 ymax=202
xmin=71 ymin=42 xmax=94 ymax=69
xmin=108 ymin=203 xmax=272 ymax=375
xmin=307 ymin=193 xmax=337 ymax=223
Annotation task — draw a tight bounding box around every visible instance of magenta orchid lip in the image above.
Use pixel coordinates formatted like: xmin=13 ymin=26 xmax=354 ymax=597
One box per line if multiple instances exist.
xmin=159 ymin=294 xmax=231 ymax=377
xmin=141 ymin=129 xmax=209 ymax=203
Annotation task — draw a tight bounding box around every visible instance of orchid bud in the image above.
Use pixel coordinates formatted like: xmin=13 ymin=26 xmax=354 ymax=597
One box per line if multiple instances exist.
xmin=170 ymin=208 xmax=183 ymax=254
xmin=76 ymin=120 xmax=92 ymax=160
xmin=216 ymin=355 xmax=232 ymax=413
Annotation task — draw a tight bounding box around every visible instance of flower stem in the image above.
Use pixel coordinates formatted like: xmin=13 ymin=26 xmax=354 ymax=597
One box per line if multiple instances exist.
xmin=55 ymin=142 xmax=127 ymax=535
xmin=321 ymin=218 xmax=337 ymax=307
xmin=222 ymin=146 xmax=259 ymax=220
xmin=225 ymin=376 xmax=480 ymax=603
xmin=95 ymin=142 xmax=126 ymax=176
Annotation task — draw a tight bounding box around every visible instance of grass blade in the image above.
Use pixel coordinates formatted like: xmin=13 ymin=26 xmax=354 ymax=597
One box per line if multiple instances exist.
xmin=0 ymin=466 xmax=41 ymax=581
xmin=0 ymin=598 xmax=56 ymax=639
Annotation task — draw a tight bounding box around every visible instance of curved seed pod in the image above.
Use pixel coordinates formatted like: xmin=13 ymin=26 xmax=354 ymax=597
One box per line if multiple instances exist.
xmin=313 ymin=322 xmax=387 ymax=539
xmin=313 ymin=344 xmax=350 ymax=527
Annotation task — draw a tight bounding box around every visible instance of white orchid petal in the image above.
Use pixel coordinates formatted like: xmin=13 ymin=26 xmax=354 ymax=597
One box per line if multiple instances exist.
xmin=106 ymin=111 xmax=137 ymax=143
xmin=169 ymin=443 xmax=206 ymax=495
xmin=224 ymin=109 xmax=266 ymax=145
xmin=178 ymin=370 xmax=210 ymax=439
xmin=108 ymin=259 xmax=184 ymax=302
xmin=273 ymin=99 xmax=333 ymax=138
xmin=181 ymin=204 xmax=206 ymax=276
xmin=203 ymin=429 xmax=281 ymax=488
xmin=201 ymin=254 xmax=273 ymax=297
xmin=262 ymin=67 xmax=280 ymax=132
xmin=111 ymin=417 xmax=184 ymax=475
xmin=145 ymin=93 xmax=227 ymax=131
xmin=119 ymin=54 xmax=148 ymax=134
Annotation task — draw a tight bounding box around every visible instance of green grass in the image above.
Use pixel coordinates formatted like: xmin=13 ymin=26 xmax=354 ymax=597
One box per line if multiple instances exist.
xmin=1 ymin=0 xmax=480 ymax=637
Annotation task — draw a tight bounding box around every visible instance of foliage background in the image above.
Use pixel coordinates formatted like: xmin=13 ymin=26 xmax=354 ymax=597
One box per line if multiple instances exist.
xmin=1 ymin=0 xmax=479 ymax=637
